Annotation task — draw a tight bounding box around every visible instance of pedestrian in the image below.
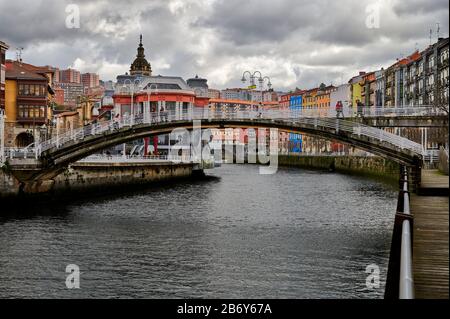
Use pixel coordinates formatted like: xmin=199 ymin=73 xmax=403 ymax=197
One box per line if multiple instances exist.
xmin=335 ymin=101 xmax=343 ymax=118
xmin=356 ymin=100 xmax=364 ymax=118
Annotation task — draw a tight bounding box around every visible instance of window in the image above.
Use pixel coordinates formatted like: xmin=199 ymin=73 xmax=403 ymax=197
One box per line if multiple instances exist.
xmin=17 ymin=84 xmax=45 ymax=96
xmin=18 ymin=105 xmax=25 ymax=117
xmin=429 ymin=56 xmax=435 ymax=68
xmin=18 ymin=105 xmax=45 ymax=118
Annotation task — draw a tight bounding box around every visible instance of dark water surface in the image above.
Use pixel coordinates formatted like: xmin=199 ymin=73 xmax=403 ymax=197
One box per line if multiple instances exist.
xmin=0 ymin=165 xmax=397 ymax=298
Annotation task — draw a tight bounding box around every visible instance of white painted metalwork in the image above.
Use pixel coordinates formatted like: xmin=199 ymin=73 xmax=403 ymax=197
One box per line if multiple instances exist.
xmin=0 ymin=110 xmax=5 ymax=165
xmin=77 ymin=154 xmax=192 ymax=163
xmin=399 ymin=168 xmax=414 ymax=299
xmin=5 ymin=108 xmax=425 ymax=161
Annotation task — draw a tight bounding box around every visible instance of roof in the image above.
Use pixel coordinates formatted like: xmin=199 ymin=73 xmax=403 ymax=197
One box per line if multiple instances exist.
xmin=130 ymin=35 xmax=152 ymax=76
xmin=18 ymin=61 xmax=55 ymax=75
xmin=0 ymin=41 xmax=9 ymax=50
xmin=116 ymin=74 xmax=192 ymax=91
xmin=187 ymin=75 xmax=208 ymax=89
xmin=210 ymin=98 xmax=278 ymax=106
xmin=5 ymin=60 xmax=49 ymax=81
xmin=55 ymin=111 xmax=78 ymax=118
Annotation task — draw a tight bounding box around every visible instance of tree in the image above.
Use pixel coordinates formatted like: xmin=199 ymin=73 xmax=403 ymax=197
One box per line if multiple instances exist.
xmin=433 ymin=80 xmax=449 ymax=115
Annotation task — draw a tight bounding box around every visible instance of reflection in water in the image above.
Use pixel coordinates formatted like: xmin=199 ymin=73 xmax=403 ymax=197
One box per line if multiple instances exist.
xmin=0 ymin=165 xmax=397 ymax=298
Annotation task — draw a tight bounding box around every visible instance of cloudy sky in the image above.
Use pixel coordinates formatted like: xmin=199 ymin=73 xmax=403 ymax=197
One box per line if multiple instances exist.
xmin=0 ymin=0 xmax=448 ymax=91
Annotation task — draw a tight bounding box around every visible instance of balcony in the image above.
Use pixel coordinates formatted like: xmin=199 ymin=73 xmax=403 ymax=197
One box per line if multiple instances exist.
xmin=16 ymin=117 xmax=47 ymax=125
xmin=438 ymin=58 xmax=449 ymax=68
xmin=425 ymin=66 xmax=434 ymax=75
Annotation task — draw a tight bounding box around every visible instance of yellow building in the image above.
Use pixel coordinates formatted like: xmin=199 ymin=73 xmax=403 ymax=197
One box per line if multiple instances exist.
xmin=302 ymin=88 xmax=319 ymax=109
xmin=349 ymin=72 xmax=366 ymax=108
xmin=4 ymin=60 xmax=54 ymax=147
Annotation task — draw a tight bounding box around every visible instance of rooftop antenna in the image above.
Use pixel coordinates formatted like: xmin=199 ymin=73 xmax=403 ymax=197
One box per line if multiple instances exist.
xmin=429 ymin=28 xmax=433 ymax=46
xmin=16 ymin=47 xmax=23 ymax=63
xmin=414 ymin=42 xmax=419 ymax=51
xmin=436 ymin=22 xmax=440 ymax=40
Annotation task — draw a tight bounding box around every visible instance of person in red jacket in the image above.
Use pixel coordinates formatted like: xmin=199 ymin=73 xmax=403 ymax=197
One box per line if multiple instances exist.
xmin=335 ymin=101 xmax=344 ymax=118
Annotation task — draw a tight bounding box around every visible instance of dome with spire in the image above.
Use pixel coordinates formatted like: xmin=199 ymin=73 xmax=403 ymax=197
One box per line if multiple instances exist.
xmin=130 ymin=35 xmax=152 ymax=76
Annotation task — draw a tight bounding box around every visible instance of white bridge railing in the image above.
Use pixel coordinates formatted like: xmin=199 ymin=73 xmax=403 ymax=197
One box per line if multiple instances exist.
xmin=77 ymin=154 xmax=193 ymax=163
xmin=290 ymin=106 xmax=445 ymax=118
xmin=4 ymin=108 xmax=425 ymax=161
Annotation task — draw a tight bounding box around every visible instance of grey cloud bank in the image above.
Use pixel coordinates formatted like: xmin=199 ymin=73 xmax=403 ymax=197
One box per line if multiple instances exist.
xmin=0 ymin=0 xmax=448 ymax=90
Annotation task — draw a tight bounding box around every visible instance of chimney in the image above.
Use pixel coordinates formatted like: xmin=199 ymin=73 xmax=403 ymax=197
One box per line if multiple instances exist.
xmin=359 ymin=71 xmax=366 ymax=76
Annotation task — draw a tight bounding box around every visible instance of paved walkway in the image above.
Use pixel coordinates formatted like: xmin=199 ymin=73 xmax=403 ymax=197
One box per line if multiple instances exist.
xmin=411 ymin=169 xmax=449 ymax=299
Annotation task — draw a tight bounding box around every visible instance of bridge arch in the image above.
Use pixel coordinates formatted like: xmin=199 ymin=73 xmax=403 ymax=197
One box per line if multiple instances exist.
xmin=15 ymin=132 xmax=34 ymax=148
xmin=10 ymin=110 xmax=424 ymax=182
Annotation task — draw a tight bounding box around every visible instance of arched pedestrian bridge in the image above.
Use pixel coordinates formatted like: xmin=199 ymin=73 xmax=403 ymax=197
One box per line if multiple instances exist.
xmin=5 ymin=109 xmax=424 ymax=183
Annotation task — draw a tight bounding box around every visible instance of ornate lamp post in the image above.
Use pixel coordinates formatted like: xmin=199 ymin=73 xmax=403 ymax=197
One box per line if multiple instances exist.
xmin=241 ymin=71 xmax=271 ymax=112
xmin=260 ymin=76 xmax=272 ymax=108
xmin=145 ymin=83 xmax=158 ymax=123
xmin=123 ymin=78 xmax=142 ymax=125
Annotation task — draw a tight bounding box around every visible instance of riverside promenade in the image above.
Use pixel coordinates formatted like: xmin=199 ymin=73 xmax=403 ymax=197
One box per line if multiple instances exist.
xmin=411 ymin=169 xmax=449 ymax=299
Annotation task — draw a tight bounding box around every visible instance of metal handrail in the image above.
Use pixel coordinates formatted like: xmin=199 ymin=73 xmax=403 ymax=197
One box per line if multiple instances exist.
xmin=399 ymin=167 xmax=414 ymax=299
xmin=77 ymin=154 xmax=194 ymax=163
xmin=5 ymin=109 xmax=426 ymax=160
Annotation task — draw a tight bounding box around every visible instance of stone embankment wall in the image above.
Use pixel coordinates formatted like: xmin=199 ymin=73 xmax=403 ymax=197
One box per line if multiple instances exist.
xmin=0 ymin=162 xmax=194 ymax=199
xmin=278 ymin=155 xmax=401 ymax=184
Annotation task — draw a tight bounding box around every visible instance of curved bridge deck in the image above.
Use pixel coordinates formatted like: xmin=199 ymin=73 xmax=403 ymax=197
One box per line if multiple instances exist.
xmin=5 ymin=109 xmax=425 ymax=181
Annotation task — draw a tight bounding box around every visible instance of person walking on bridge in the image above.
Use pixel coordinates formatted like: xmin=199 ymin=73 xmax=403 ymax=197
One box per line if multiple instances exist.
xmin=335 ymin=101 xmax=344 ymax=118
xmin=356 ymin=100 xmax=364 ymax=118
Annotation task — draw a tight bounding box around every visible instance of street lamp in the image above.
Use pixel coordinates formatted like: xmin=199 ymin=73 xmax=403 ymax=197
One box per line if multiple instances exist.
xmin=260 ymin=76 xmax=272 ymax=107
xmin=123 ymin=78 xmax=142 ymax=125
xmin=242 ymin=71 xmax=273 ymax=112
xmin=242 ymin=71 xmax=270 ymax=112
xmin=145 ymin=83 xmax=158 ymax=123
xmin=40 ymin=124 xmax=47 ymax=142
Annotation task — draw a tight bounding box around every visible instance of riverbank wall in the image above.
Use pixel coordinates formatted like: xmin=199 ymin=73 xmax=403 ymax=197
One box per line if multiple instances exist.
xmin=278 ymin=155 xmax=401 ymax=185
xmin=1 ymin=161 xmax=196 ymax=201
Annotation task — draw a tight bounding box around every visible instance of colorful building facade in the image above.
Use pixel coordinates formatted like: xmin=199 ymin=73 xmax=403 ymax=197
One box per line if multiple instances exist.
xmin=4 ymin=60 xmax=55 ymax=147
xmin=289 ymin=91 xmax=303 ymax=153
xmin=348 ymin=72 xmax=366 ymax=110
xmin=0 ymin=41 xmax=8 ymax=110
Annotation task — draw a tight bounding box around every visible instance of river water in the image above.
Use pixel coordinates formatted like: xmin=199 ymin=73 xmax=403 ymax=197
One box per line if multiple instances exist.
xmin=0 ymin=165 xmax=397 ymax=299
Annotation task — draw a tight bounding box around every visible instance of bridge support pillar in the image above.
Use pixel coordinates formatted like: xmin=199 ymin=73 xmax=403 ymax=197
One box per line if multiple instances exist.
xmin=19 ymin=179 xmax=55 ymax=195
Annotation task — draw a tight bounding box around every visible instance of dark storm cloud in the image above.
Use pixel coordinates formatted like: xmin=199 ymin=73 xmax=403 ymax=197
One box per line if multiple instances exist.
xmin=393 ymin=0 xmax=449 ymax=16
xmin=0 ymin=0 xmax=448 ymax=90
xmin=196 ymin=0 xmax=319 ymax=45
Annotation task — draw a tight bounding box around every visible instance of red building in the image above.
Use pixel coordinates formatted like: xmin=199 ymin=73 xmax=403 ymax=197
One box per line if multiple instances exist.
xmin=1 ymin=40 xmax=9 ymax=110
xmin=54 ymin=87 xmax=65 ymax=106
xmin=59 ymin=68 xmax=81 ymax=84
xmin=82 ymin=72 xmax=100 ymax=88
xmin=280 ymin=93 xmax=292 ymax=109
xmin=113 ymin=36 xmax=205 ymax=155
xmin=113 ymin=36 xmax=206 ymax=120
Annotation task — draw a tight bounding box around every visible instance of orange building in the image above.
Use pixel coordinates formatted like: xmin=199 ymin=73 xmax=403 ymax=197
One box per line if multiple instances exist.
xmin=4 ymin=60 xmax=55 ymax=147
